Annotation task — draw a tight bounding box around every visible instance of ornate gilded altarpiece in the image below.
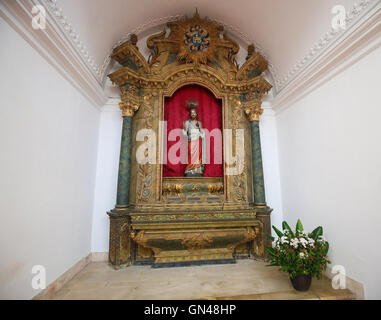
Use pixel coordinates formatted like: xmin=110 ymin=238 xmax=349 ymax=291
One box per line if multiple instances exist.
xmin=107 ymin=12 xmax=273 ymax=268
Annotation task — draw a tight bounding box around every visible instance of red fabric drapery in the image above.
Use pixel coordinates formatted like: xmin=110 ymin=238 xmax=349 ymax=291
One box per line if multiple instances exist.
xmin=163 ymin=85 xmax=223 ymax=177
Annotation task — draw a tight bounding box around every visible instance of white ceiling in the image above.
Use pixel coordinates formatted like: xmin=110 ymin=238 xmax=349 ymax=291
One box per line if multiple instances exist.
xmin=52 ymin=0 xmax=365 ymax=91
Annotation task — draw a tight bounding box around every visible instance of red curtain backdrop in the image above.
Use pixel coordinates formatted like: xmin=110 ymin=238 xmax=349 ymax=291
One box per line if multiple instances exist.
xmin=163 ymin=85 xmax=223 ymax=177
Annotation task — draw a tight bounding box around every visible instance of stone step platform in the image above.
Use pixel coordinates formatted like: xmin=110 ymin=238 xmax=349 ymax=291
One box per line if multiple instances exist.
xmin=50 ymin=259 xmax=356 ymax=300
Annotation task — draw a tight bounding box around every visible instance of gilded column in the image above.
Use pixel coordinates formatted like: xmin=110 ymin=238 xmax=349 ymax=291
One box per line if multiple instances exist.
xmin=245 ymin=100 xmax=267 ymax=208
xmin=114 ymin=100 xmax=139 ymax=211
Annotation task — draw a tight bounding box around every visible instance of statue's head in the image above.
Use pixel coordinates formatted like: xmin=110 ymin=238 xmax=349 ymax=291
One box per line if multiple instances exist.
xmin=189 ymin=108 xmax=198 ymax=120
xmin=186 ymin=98 xmax=199 ymax=120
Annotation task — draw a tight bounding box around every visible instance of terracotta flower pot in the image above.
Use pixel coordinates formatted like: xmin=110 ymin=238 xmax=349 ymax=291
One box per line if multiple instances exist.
xmin=290 ymin=274 xmax=312 ymax=291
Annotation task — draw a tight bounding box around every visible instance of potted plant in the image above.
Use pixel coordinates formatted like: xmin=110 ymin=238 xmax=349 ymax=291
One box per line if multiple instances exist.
xmin=266 ymin=219 xmax=330 ymax=291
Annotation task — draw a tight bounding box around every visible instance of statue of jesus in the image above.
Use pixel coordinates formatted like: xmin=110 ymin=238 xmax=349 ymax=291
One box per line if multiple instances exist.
xmin=183 ymin=98 xmax=206 ymax=177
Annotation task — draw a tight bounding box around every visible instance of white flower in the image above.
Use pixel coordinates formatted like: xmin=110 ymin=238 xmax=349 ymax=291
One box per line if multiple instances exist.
xmin=299 ymin=238 xmax=308 ymax=248
xmin=280 ymin=236 xmax=289 ymax=244
xmin=317 ymin=235 xmax=326 ymax=242
xmin=307 ymin=237 xmax=315 ymax=246
xmin=290 ymin=238 xmax=299 ymax=248
xmin=299 ymin=252 xmax=308 ymax=259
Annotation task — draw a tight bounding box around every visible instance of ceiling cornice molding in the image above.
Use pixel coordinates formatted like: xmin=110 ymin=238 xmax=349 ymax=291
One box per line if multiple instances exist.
xmin=100 ymin=1 xmax=380 ymax=94
xmin=0 ymin=0 xmax=107 ymax=107
xmin=1 ymin=0 xmax=379 ymax=108
xmin=271 ymin=1 xmax=381 ymax=113
xmin=274 ymin=0 xmax=380 ymax=93
xmin=42 ymin=0 xmax=109 ymax=83
xmin=273 ymin=0 xmax=380 ymax=94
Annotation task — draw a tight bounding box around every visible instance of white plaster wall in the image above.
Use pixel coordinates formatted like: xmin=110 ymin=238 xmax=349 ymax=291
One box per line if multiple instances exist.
xmin=276 ymin=41 xmax=381 ymax=299
xmin=261 ymin=109 xmax=283 ymax=232
xmin=0 ymin=18 xmax=100 ymax=299
xmin=91 ymin=103 xmax=284 ymax=252
xmin=91 ymin=102 xmax=122 ymax=253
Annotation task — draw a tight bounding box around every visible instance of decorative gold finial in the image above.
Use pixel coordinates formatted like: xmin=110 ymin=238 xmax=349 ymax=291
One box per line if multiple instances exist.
xmin=130 ymin=34 xmax=138 ymax=48
xmin=246 ymin=44 xmax=255 ymax=60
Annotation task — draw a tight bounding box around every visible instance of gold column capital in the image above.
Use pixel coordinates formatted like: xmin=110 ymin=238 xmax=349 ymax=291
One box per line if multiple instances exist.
xmin=244 ymin=100 xmax=263 ymax=122
xmin=119 ymin=100 xmax=139 ymax=117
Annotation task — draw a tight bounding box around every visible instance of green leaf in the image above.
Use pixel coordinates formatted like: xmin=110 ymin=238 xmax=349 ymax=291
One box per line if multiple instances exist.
xmin=272 ymin=226 xmax=284 ymax=238
xmin=266 ymin=247 xmax=277 ymax=256
xmin=296 ymin=219 xmax=304 ymax=233
xmin=322 ymin=242 xmax=329 ymax=255
xmin=282 ymin=221 xmax=295 ymax=236
xmin=266 ymin=262 xmax=279 ymax=267
xmin=310 ymin=226 xmax=323 ymax=240
xmin=265 ymin=233 xmax=275 ymax=241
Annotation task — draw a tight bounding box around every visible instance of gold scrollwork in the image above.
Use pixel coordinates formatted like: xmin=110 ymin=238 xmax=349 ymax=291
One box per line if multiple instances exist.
xmin=162 ymin=183 xmax=183 ymax=196
xmin=232 ymin=99 xmax=243 ymax=130
xmin=131 ymin=230 xmax=162 ymax=255
xmin=253 ymin=226 xmax=264 ymax=256
xmin=181 ymin=233 xmax=213 ymax=251
xmin=233 ymin=172 xmax=247 ymax=202
xmin=227 ymin=227 xmax=256 ymax=251
xmin=135 ymin=92 xmax=155 ymax=203
xmin=207 ymin=182 xmax=224 ymax=194
xmin=137 ymin=163 xmax=152 ymax=202
xmin=142 ymin=93 xmax=154 ymax=129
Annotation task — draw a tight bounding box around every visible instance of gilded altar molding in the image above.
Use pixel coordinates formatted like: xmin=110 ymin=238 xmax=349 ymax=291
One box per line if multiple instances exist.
xmin=109 ymin=63 xmax=272 ymax=94
xmin=181 ymin=233 xmax=213 ymax=251
xmin=142 ymin=92 xmax=155 ymax=129
xmin=162 ymin=177 xmax=224 ymax=199
xmin=136 ymin=164 xmax=153 ymax=202
xmin=107 ymin=11 xmax=273 ymax=267
xmin=231 ymin=98 xmax=244 ymax=130
xmin=134 ymin=92 xmax=156 ymax=203
xmin=129 ymin=226 xmax=261 ymax=264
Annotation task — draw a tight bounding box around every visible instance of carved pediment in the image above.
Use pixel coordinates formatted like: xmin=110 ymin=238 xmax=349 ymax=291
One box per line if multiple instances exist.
xmin=236 ymin=52 xmax=269 ymax=81
xmin=109 ymin=63 xmax=272 ymax=97
xmin=111 ymin=35 xmax=150 ymax=74
xmin=147 ymin=11 xmax=241 ymax=73
xmin=109 ymin=11 xmax=271 ymax=82
xmin=108 ymin=11 xmax=272 ymax=113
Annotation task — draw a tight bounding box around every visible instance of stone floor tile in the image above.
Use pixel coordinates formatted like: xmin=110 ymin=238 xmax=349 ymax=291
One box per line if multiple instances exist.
xmin=50 ymin=260 xmax=355 ymax=300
